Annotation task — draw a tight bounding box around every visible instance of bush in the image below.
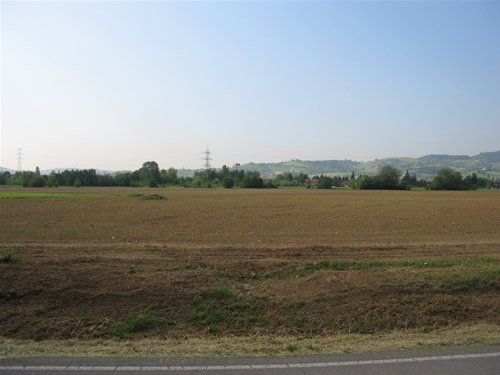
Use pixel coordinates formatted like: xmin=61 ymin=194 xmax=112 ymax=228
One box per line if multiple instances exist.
xmin=30 ymin=175 xmax=45 ymax=188
xmin=240 ymin=171 xmax=264 ymax=188
xmin=222 ymin=176 xmax=234 ymax=189
xmin=430 ymin=169 xmax=464 ymax=190
xmin=357 ymin=166 xmax=403 ymax=190
xmin=141 ymin=194 xmax=167 ymax=200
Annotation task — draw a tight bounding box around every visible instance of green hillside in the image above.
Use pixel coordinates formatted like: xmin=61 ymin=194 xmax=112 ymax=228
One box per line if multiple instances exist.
xmin=235 ymin=151 xmax=500 ymax=179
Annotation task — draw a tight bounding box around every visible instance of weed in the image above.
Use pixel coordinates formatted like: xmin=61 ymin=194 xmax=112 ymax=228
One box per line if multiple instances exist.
xmin=483 ymin=269 xmax=500 ymax=284
xmin=188 ymin=296 xmax=226 ymax=328
xmin=108 ymin=310 xmax=171 ymax=335
xmin=2 ymin=251 xmax=18 ymax=264
xmin=184 ymin=261 xmax=198 ymax=270
xmin=212 ymin=283 xmax=235 ymax=299
xmin=127 ymin=193 xmax=144 ymax=197
xmin=286 ymin=344 xmax=298 ymax=353
xmin=205 ymin=266 xmax=224 ymax=276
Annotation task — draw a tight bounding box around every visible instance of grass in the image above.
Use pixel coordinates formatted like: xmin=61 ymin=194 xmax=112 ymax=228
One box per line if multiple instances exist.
xmin=440 ymin=269 xmax=500 ymax=289
xmin=0 ymin=192 xmax=120 ymax=199
xmin=213 ymin=283 xmax=236 ymax=299
xmin=1 ymin=323 xmax=499 ymax=358
xmin=188 ymin=296 xmax=226 ymax=333
xmin=127 ymin=193 xmax=144 ymax=197
xmin=187 ymin=283 xmax=264 ymax=333
xmin=288 ymin=257 xmax=500 ymax=277
xmin=184 ymin=260 xmax=198 ymax=270
xmin=108 ymin=309 xmax=172 ymax=336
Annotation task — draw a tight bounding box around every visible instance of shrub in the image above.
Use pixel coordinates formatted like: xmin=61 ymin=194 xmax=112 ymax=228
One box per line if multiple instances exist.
xmin=2 ymin=251 xmax=18 ymax=264
xmin=430 ymin=168 xmax=464 ymax=190
xmin=127 ymin=193 xmax=144 ymax=197
xmin=222 ymin=176 xmax=234 ymax=189
xmin=140 ymin=194 xmax=167 ymax=200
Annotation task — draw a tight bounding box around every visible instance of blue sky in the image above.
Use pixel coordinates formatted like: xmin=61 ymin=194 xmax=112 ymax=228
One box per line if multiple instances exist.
xmin=1 ymin=0 xmax=499 ymax=171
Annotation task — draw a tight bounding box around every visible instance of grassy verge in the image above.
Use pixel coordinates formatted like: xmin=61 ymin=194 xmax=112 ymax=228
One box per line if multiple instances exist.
xmin=1 ymin=324 xmax=499 ymax=358
xmin=0 ymin=193 xmax=121 ymax=199
xmin=285 ymin=257 xmax=500 ymax=278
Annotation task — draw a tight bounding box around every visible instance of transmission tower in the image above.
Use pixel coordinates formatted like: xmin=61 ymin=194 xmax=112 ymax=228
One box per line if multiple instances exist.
xmin=202 ymin=145 xmax=212 ymax=182
xmin=16 ymin=148 xmax=23 ymax=171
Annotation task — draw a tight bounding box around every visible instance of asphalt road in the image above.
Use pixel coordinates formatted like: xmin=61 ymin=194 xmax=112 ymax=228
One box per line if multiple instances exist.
xmin=1 ymin=346 xmax=499 ymax=374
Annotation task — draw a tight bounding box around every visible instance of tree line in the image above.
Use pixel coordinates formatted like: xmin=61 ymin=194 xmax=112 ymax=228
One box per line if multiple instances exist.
xmin=0 ymin=162 xmax=496 ymax=190
xmin=348 ymin=166 xmax=494 ymax=190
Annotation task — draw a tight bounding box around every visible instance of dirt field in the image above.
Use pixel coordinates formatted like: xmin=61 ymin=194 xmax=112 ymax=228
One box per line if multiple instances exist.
xmin=1 ymin=188 xmax=499 ymax=353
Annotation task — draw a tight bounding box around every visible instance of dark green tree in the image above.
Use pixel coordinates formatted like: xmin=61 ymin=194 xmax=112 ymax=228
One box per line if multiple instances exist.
xmin=139 ymin=161 xmax=161 ymax=185
xmin=463 ymin=172 xmax=479 ymax=190
xmin=430 ymin=168 xmax=464 ymax=190
xmin=317 ymin=175 xmax=333 ymax=189
xmin=240 ymin=171 xmax=263 ymax=188
xmin=377 ymin=166 xmax=401 ymax=189
xmin=222 ymin=176 xmax=234 ymax=188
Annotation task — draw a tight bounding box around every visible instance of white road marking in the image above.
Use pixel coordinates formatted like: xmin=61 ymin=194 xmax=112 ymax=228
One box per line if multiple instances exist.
xmin=1 ymin=352 xmax=499 ymax=372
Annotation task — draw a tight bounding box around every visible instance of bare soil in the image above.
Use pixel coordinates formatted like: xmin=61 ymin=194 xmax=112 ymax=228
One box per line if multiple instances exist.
xmin=1 ymin=188 xmax=499 ymax=343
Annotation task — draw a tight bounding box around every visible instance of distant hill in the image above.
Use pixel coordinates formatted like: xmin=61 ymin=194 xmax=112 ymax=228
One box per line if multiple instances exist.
xmin=234 ymin=151 xmax=500 ymax=179
xmin=0 ymin=167 xmax=16 ymax=174
xmin=0 ymin=167 xmax=127 ymax=176
xmin=2 ymin=151 xmax=499 ymax=179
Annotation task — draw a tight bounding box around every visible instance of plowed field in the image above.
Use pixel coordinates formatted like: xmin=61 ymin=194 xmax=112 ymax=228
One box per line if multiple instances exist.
xmin=1 ymin=188 xmax=499 ymax=345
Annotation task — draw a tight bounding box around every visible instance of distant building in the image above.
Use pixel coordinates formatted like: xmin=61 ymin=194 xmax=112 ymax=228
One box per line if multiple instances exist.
xmin=306 ymin=179 xmax=320 ymax=186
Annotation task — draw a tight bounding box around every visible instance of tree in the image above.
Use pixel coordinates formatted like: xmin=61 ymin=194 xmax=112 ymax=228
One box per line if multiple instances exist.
xmin=317 ymin=175 xmax=333 ymax=189
xmin=430 ymin=168 xmax=463 ymax=190
xmin=30 ymin=175 xmax=45 ymax=187
xmin=139 ymin=161 xmax=161 ymax=185
xmin=377 ymin=166 xmax=401 ymax=189
xmin=401 ymin=170 xmax=410 ymax=187
xmin=35 ymin=166 xmax=41 ymax=176
xmin=240 ymin=171 xmax=263 ymax=188
xmin=222 ymin=176 xmax=234 ymax=188
xmin=463 ymin=172 xmax=479 ymax=190
xmin=47 ymin=174 xmax=58 ymax=187
xmin=0 ymin=171 xmax=11 ymax=185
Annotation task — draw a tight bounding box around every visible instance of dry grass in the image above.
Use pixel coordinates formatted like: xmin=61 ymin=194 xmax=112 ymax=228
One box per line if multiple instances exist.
xmin=1 ymin=324 xmax=499 ymax=358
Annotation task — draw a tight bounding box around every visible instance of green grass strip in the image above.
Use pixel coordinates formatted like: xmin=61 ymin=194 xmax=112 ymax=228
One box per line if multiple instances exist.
xmin=291 ymin=257 xmax=500 ymax=277
xmin=0 ymin=193 xmax=121 ymax=199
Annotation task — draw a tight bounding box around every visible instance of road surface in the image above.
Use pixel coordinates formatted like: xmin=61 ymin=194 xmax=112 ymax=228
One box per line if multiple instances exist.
xmin=1 ymin=346 xmax=499 ymax=374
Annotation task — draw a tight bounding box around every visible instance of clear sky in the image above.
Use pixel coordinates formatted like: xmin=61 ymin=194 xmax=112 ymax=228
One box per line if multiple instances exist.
xmin=1 ymin=0 xmax=499 ymax=171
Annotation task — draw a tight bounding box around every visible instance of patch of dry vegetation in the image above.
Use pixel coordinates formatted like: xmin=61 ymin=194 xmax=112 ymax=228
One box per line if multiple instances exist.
xmin=1 ymin=324 xmax=499 ymax=358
